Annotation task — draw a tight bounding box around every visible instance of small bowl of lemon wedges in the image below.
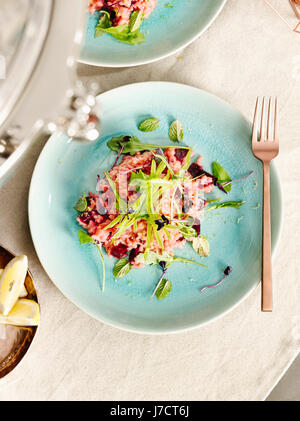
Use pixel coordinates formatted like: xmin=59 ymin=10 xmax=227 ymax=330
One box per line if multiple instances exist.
xmin=0 ymin=246 xmax=40 ymax=378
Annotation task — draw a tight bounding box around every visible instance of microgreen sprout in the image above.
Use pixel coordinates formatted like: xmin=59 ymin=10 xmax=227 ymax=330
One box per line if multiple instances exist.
xmin=222 ymin=171 xmax=254 ymax=188
xmin=151 ymin=261 xmax=168 ymax=300
xmin=200 ymin=266 xmax=232 ymax=294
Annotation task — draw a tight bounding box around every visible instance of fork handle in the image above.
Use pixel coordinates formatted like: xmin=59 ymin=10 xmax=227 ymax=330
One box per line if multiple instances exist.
xmin=262 ymin=162 xmax=272 ymax=312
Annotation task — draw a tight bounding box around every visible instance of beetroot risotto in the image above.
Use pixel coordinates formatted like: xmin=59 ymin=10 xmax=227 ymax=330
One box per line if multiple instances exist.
xmin=75 ymin=126 xmax=253 ymax=300
xmin=88 ymin=0 xmax=157 ymax=44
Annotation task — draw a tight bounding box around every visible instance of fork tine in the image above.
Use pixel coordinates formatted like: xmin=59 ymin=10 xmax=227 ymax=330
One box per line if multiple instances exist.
xmin=260 ymin=97 xmax=265 ymax=141
xmin=252 ymin=97 xmax=259 ymax=145
xmin=274 ymin=97 xmax=279 ymax=142
xmin=267 ymin=97 xmax=272 ymax=141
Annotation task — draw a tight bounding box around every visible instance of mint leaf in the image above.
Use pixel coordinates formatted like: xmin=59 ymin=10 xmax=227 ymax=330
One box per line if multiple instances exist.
xmin=212 ymin=162 xmax=232 ymax=193
xmin=192 ymin=235 xmax=210 ymax=257
xmin=129 ymin=10 xmax=144 ymax=32
xmin=78 ymin=230 xmax=94 ymax=244
xmin=74 ymin=196 xmax=87 ymax=212
xmin=169 ymin=120 xmax=184 ymax=142
xmin=156 ymin=279 xmax=172 ymax=300
xmin=138 ymin=117 xmax=160 ymax=132
xmin=113 ymin=259 xmax=131 ymax=278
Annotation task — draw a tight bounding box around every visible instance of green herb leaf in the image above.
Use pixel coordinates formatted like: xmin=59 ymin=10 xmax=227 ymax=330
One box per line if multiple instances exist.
xmin=95 ymin=23 xmax=145 ymax=45
xmin=212 ymin=162 xmax=232 ymax=193
xmin=206 ymin=200 xmax=245 ymax=212
xmin=95 ymin=11 xmax=112 ymax=37
xmin=138 ymin=117 xmax=160 ymax=132
xmin=107 ymin=135 xmax=189 ymax=156
xmin=74 ymin=196 xmax=87 ymax=212
xmin=192 ymin=235 xmax=210 ymax=257
xmin=78 ymin=230 xmax=94 ymax=244
xmin=155 ymin=279 xmax=172 ymax=300
xmin=169 ymin=120 xmax=184 ymax=142
xmin=113 ymin=259 xmax=132 ymax=278
xmin=129 ymin=10 xmax=144 ymax=32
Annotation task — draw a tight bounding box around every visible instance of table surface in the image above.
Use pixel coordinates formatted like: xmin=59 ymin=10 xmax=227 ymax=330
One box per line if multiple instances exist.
xmin=0 ymin=0 xmax=300 ymax=401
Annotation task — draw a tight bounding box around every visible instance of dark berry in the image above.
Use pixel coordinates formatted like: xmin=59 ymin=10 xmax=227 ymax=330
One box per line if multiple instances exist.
xmin=224 ymin=266 xmax=232 ymax=276
xmin=174 ymin=148 xmax=188 ymax=162
xmin=129 ymin=247 xmax=140 ymax=263
xmin=111 ymin=244 xmax=128 ymax=259
xmin=188 ymin=163 xmax=203 ymax=179
xmin=159 ymin=261 xmax=166 ymax=270
xmin=78 ymin=212 xmax=93 ymax=225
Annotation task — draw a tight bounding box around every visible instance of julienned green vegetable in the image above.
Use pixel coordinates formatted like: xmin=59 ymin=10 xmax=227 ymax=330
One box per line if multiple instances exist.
xmin=78 ymin=230 xmax=106 ymax=292
xmin=129 ymin=10 xmax=144 ymax=33
xmin=135 ymin=250 xmax=208 ymax=268
xmin=206 ymin=201 xmax=246 ymax=212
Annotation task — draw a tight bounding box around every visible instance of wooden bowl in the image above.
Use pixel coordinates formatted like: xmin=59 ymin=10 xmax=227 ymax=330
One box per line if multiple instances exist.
xmin=0 ymin=246 xmax=39 ymax=378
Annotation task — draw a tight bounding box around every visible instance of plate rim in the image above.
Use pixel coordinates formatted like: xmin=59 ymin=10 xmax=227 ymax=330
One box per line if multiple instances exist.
xmin=78 ymin=0 xmax=228 ymax=67
xmin=28 ymin=81 xmax=283 ymax=335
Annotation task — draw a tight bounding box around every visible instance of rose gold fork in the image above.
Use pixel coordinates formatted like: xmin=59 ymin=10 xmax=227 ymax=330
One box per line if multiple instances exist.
xmin=252 ymin=97 xmax=279 ymax=312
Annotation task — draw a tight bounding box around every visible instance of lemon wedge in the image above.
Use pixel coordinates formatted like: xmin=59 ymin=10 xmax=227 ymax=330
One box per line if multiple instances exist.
xmin=0 ymin=299 xmax=40 ymax=326
xmin=0 ymin=268 xmax=28 ymax=298
xmin=0 ymin=255 xmax=28 ymax=316
xmin=19 ymin=285 xmax=28 ymax=298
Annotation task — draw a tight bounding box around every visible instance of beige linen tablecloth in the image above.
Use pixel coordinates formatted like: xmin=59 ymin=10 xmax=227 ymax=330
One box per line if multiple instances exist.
xmin=0 ymin=0 xmax=299 ymax=401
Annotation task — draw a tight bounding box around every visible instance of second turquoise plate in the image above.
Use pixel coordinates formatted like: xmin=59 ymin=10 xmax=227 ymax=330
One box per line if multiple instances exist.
xmin=28 ymin=82 xmax=282 ymax=334
xmin=80 ymin=0 xmax=227 ymax=67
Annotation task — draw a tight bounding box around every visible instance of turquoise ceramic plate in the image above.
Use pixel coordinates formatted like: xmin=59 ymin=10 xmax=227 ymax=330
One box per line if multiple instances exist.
xmin=28 ymin=82 xmax=282 ymax=334
xmin=79 ymin=0 xmax=227 ymax=67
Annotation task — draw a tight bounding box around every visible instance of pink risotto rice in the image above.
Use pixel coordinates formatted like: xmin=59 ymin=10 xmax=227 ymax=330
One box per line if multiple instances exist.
xmin=77 ymin=147 xmax=214 ymax=268
xmin=89 ymin=0 xmax=157 ymax=26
